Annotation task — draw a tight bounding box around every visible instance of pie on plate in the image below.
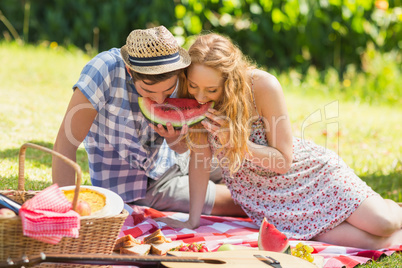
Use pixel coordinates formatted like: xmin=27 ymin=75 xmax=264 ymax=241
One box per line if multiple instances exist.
xmin=60 ymin=185 xmax=124 ymax=218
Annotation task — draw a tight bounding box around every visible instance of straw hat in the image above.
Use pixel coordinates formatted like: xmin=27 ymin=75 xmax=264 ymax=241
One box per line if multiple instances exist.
xmin=121 ymin=26 xmax=191 ymax=75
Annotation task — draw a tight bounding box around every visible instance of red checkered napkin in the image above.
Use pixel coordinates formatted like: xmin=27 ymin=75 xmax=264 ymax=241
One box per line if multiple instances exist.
xmin=19 ymin=184 xmax=80 ymax=244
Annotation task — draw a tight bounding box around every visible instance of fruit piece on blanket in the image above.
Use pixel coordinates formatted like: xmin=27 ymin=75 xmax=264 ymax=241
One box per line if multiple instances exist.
xmin=114 ymin=234 xmax=142 ymax=251
xmin=258 ymin=217 xmax=291 ymax=254
xmin=120 ymin=244 xmax=151 ymax=255
xmin=143 ymin=229 xmax=171 ymax=244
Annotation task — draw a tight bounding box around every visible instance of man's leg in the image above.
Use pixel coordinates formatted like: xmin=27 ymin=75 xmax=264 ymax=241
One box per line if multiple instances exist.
xmin=133 ymin=164 xmax=246 ymax=216
xmin=133 ymin=164 xmax=214 ymax=214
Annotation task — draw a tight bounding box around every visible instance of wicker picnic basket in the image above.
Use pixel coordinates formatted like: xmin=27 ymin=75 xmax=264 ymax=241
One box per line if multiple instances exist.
xmin=0 ymin=143 xmax=129 ymax=264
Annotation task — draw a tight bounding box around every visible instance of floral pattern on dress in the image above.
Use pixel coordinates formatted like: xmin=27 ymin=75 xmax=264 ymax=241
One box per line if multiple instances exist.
xmin=208 ymin=112 xmax=377 ymax=240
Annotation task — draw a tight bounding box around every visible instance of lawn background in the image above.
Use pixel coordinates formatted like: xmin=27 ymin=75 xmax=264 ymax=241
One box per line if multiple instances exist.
xmin=0 ymin=42 xmax=400 ymax=267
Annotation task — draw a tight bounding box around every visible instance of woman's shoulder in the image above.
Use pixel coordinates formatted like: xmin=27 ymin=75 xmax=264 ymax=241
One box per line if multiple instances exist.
xmin=248 ymin=69 xmax=283 ymax=97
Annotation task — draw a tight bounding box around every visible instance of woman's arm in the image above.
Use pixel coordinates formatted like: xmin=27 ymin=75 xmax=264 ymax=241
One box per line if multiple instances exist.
xmin=156 ymin=137 xmax=212 ymax=229
xmin=187 ymin=145 xmax=212 ymax=228
xmin=246 ymin=70 xmax=293 ymax=174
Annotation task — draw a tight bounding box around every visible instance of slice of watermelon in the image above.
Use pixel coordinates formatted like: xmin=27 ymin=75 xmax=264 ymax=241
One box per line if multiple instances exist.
xmin=138 ymin=97 xmax=214 ymax=129
xmin=258 ymin=217 xmax=290 ymax=254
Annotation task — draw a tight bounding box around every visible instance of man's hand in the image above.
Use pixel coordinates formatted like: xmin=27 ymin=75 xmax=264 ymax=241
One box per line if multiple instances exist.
xmin=150 ymin=122 xmax=188 ymax=141
xmin=149 ymin=123 xmax=189 ymax=154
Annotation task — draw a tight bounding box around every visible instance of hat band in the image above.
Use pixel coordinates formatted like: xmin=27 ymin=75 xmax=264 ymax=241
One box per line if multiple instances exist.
xmin=128 ymin=52 xmax=180 ymax=67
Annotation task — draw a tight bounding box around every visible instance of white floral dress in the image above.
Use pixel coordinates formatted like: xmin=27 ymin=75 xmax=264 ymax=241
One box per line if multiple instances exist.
xmin=208 ymin=88 xmax=377 ymax=240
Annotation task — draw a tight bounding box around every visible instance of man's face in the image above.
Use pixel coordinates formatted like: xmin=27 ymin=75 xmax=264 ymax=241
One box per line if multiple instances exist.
xmin=134 ymin=75 xmax=178 ymax=104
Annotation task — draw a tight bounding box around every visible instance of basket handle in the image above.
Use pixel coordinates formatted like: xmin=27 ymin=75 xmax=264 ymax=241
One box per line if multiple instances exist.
xmin=18 ymin=143 xmax=82 ymax=210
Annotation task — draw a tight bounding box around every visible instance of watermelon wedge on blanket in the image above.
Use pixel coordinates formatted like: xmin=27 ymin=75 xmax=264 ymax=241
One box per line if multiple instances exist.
xmin=138 ymin=97 xmax=214 ymax=129
xmin=258 ymin=217 xmax=291 ymax=254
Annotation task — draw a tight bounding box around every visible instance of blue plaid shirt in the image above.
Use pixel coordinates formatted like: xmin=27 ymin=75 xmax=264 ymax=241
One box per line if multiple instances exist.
xmin=73 ymin=48 xmax=177 ymax=203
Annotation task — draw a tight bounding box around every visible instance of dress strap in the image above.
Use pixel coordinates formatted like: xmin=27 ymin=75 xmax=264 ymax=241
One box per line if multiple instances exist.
xmin=250 ymin=69 xmax=259 ymax=116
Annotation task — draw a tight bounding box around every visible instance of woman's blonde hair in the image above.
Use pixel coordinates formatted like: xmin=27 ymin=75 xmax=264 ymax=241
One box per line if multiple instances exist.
xmin=180 ymin=33 xmax=254 ymax=174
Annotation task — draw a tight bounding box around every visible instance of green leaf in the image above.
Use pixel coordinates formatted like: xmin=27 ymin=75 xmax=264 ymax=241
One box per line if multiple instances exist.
xmin=328 ymin=0 xmax=342 ymax=6
xmin=189 ymin=15 xmax=202 ymax=34
xmin=204 ymin=9 xmax=220 ymax=27
xmin=259 ymin=0 xmax=273 ymax=12
xmin=272 ymin=8 xmax=285 ymax=24
xmin=175 ymin=4 xmax=186 ymax=19
xmin=193 ymin=2 xmax=203 ymax=14
xmin=250 ymin=3 xmax=262 ymax=15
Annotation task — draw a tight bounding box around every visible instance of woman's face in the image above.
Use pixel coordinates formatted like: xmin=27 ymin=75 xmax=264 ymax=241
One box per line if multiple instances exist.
xmin=186 ymin=63 xmax=224 ymax=104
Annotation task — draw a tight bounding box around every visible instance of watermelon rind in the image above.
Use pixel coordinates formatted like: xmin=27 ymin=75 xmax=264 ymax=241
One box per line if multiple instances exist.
xmin=283 ymin=245 xmax=291 ymax=254
xmin=258 ymin=217 xmax=290 ymax=254
xmin=138 ymin=97 xmax=214 ymax=129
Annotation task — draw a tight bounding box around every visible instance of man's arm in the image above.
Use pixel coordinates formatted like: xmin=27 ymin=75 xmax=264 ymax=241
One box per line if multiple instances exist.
xmin=52 ymin=89 xmax=97 ymax=186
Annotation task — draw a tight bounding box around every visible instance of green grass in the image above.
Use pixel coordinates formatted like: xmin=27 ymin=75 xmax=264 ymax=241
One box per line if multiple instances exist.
xmin=285 ymin=94 xmax=402 ymax=200
xmin=0 ymin=41 xmax=400 ymax=267
xmin=0 ymin=41 xmax=92 ymax=189
xmin=355 ymin=251 xmax=402 ymax=268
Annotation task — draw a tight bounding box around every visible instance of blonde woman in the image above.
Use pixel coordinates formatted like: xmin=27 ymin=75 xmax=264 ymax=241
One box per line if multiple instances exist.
xmin=157 ymin=33 xmax=402 ymax=250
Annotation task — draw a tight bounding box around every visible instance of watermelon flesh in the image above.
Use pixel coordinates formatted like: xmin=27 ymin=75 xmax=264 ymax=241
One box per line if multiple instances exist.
xmin=258 ymin=217 xmax=290 ymax=254
xmin=138 ymin=97 xmax=214 ymax=129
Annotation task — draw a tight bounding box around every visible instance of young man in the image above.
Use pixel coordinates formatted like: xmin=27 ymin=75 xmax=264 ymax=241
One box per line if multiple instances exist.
xmin=52 ymin=26 xmax=245 ymax=216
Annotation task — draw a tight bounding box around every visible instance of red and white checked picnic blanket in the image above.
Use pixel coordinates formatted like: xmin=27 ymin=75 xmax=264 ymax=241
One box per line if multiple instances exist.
xmin=120 ymin=205 xmax=401 ymax=268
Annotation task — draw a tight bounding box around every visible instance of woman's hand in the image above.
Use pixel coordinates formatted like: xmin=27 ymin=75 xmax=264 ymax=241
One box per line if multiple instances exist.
xmin=154 ymin=217 xmax=199 ymax=229
xmin=201 ymin=108 xmax=230 ymax=146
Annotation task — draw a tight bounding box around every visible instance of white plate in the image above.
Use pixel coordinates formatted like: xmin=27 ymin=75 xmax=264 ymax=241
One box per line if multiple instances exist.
xmin=59 ymin=185 xmax=124 ymax=217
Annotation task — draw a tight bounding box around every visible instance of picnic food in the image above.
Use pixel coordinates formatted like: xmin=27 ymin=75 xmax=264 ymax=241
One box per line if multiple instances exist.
xmin=170 ymin=242 xmax=209 ymax=253
xmin=138 ymin=97 xmax=214 ymax=129
xmin=151 ymin=240 xmax=183 ymax=255
xmin=258 ymin=217 xmax=290 ymax=253
xmin=75 ymin=200 xmax=91 ymax=216
xmin=291 ymin=242 xmax=315 ymax=263
xmin=0 ymin=208 xmax=16 ymax=218
xmin=63 ymin=188 xmax=106 ymax=215
xmin=116 ymin=230 xmax=210 ymax=256
xmin=120 ymin=244 xmax=151 ymax=255
xmin=217 ymin=244 xmax=235 ymax=251
xmin=114 ymin=234 xmax=142 ymax=251
xmin=117 ymin=231 xmax=185 ymax=256
xmin=143 ymin=229 xmax=171 ymax=244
